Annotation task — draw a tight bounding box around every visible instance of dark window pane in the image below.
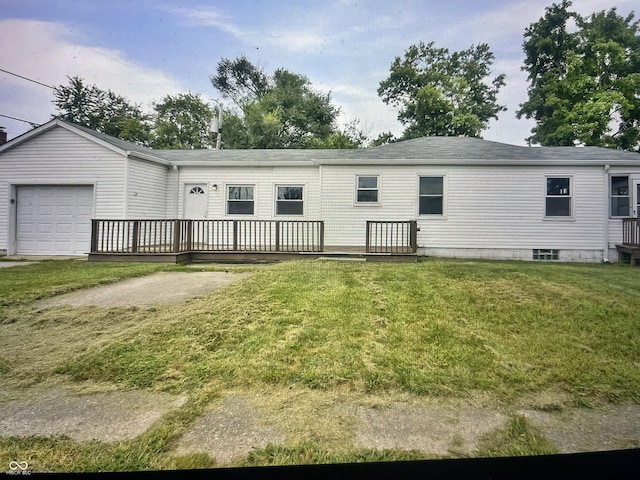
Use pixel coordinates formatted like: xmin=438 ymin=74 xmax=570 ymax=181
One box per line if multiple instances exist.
xmin=546 ymin=178 xmax=570 ymax=196
xmin=278 ymin=186 xmax=303 ymax=200
xmin=357 ymin=190 xmax=378 ymax=203
xmin=419 ymin=196 xmax=443 ymax=215
xmin=611 ymin=176 xmax=629 ymax=196
xmin=276 ymin=201 xmax=303 ymax=215
xmin=611 ymin=197 xmax=630 ymax=217
xmin=420 ymin=177 xmax=443 ymax=195
xmin=358 ymin=176 xmax=378 ymax=189
xmin=546 ymin=197 xmax=571 ymax=216
xmin=228 ymin=201 xmax=254 ymax=214
xmin=228 ymin=186 xmax=253 ymax=200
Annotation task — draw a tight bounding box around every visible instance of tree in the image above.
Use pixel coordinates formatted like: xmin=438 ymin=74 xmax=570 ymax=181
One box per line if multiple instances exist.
xmin=52 ymin=76 xmax=151 ymax=145
xmin=377 ymin=42 xmax=506 ymax=139
xmin=518 ymin=2 xmax=640 ymax=150
xmin=211 ymin=56 xmax=366 ymax=149
xmin=152 ymin=93 xmax=214 ymax=149
xmin=210 ymin=55 xmax=269 ymax=109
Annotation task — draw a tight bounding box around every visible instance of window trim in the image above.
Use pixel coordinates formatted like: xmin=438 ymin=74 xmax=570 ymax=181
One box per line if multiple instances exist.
xmin=544 ymin=175 xmax=573 ymax=220
xmin=418 ymin=175 xmax=446 ymax=217
xmin=275 ymin=184 xmax=304 ymax=216
xmin=226 ymin=184 xmax=255 ymax=216
xmin=355 ymin=174 xmax=380 ymax=205
xmin=610 ymin=175 xmax=630 ymax=218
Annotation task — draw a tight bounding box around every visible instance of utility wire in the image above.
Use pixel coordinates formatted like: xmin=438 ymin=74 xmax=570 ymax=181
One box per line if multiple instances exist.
xmin=0 ymin=113 xmax=41 ymax=127
xmin=0 ymin=68 xmax=54 ymax=89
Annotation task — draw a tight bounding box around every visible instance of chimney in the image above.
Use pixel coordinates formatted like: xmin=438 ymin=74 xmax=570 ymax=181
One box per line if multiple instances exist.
xmin=0 ymin=127 xmax=7 ymax=146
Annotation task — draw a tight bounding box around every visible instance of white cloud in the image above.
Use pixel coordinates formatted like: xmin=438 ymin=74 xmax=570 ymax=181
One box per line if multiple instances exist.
xmin=0 ymin=19 xmax=185 ymax=139
xmin=164 ymin=5 xmax=246 ymax=38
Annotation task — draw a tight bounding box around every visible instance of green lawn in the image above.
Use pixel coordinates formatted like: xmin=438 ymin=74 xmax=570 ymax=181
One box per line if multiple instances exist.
xmin=0 ymin=258 xmax=639 ymax=471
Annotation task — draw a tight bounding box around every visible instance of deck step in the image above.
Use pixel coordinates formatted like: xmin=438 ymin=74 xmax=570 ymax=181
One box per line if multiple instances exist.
xmin=316 ymin=256 xmax=367 ymax=262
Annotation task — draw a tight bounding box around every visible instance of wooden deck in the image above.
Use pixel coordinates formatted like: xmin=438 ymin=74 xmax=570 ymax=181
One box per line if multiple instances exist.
xmin=615 ymin=218 xmax=640 ymax=267
xmin=88 ymin=219 xmax=418 ymax=263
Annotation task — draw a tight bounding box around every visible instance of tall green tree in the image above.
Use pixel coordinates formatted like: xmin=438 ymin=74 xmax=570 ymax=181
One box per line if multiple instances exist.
xmin=211 ymin=56 xmax=366 ymax=149
xmin=52 ymin=76 xmax=152 ymax=145
xmin=377 ymin=41 xmax=506 ymax=139
xmin=151 ymin=93 xmax=214 ymax=149
xmin=518 ymin=2 xmax=640 ymax=150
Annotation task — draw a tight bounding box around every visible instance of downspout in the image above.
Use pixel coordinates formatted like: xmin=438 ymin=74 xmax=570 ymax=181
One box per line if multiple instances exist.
xmin=603 ymin=164 xmax=610 ymax=263
xmin=172 ymin=164 xmax=179 ymax=218
xmin=124 ymin=152 xmax=130 ymax=217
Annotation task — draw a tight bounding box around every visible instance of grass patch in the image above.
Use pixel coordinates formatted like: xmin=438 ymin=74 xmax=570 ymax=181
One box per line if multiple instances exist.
xmin=477 ymin=415 xmax=559 ymax=457
xmin=52 ymin=259 xmax=640 ymax=403
xmin=237 ymin=441 xmax=429 ymax=467
xmin=1 ymin=258 xmax=639 ymax=472
xmin=0 ymin=260 xmax=175 ymax=315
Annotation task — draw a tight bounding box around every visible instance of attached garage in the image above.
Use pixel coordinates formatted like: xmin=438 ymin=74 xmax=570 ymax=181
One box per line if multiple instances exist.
xmin=16 ymin=185 xmax=94 ymax=255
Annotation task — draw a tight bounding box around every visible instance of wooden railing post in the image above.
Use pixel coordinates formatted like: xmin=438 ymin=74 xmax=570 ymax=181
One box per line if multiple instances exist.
xmin=233 ymin=220 xmax=238 ymax=251
xmin=275 ymin=221 xmax=281 ymax=251
xmin=131 ymin=220 xmax=139 ymax=253
xmin=90 ymin=220 xmax=99 ymax=253
xmin=172 ymin=220 xmax=180 ymax=253
xmin=410 ymin=220 xmax=418 ymax=253
xmin=319 ymin=221 xmax=324 ymax=252
xmin=365 ymin=221 xmax=371 ymax=253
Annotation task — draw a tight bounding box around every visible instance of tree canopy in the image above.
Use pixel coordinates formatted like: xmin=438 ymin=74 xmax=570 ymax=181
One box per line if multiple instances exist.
xmin=518 ymin=1 xmax=640 ymax=150
xmin=151 ymin=93 xmax=214 ymax=149
xmin=52 ymin=76 xmax=152 ymax=145
xmin=210 ymin=56 xmax=366 ymax=149
xmin=377 ymin=41 xmax=506 ymax=140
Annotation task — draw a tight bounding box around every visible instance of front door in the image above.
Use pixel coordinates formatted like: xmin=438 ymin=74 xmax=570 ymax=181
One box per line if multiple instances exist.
xmin=184 ymin=184 xmax=208 ymax=219
xmin=633 ymin=180 xmax=640 ymax=218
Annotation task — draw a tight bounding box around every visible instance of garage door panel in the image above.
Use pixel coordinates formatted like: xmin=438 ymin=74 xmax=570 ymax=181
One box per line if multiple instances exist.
xmin=17 ymin=186 xmax=94 ymax=255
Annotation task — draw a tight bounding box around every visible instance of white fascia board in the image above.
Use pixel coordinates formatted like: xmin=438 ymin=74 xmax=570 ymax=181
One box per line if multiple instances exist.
xmin=313 ymin=158 xmax=640 ymax=167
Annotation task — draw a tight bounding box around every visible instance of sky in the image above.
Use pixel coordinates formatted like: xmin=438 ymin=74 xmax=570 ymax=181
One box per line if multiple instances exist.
xmin=0 ymin=0 xmax=636 ymax=146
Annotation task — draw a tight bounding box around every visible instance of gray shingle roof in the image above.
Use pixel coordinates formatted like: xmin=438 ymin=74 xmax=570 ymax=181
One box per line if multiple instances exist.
xmin=6 ymin=120 xmax=637 ymax=166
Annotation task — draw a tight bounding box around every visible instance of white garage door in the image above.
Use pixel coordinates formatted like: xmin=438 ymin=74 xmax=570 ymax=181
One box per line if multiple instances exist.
xmin=17 ymin=186 xmax=94 ymax=255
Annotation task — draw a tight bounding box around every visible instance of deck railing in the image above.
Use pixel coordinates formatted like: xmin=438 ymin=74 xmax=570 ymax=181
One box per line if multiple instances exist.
xmin=366 ymin=220 xmax=418 ymax=253
xmin=622 ymin=217 xmax=640 ymax=246
xmin=91 ymin=219 xmax=324 ymax=254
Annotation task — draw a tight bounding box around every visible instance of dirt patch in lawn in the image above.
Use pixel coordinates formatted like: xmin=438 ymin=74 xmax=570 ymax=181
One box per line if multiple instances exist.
xmin=36 ymin=272 xmax=253 ymax=308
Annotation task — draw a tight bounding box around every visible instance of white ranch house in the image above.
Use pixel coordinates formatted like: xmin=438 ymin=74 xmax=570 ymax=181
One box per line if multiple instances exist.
xmin=0 ymin=119 xmax=639 ymax=264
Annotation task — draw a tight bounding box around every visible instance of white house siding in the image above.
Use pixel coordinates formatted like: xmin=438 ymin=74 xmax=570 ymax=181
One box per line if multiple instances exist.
xmin=126 ymin=157 xmax=169 ymax=218
xmin=0 ymin=126 xmax=126 ymax=254
xmin=176 ymin=165 xmax=321 ymax=220
xmin=321 ymin=164 xmax=607 ymax=260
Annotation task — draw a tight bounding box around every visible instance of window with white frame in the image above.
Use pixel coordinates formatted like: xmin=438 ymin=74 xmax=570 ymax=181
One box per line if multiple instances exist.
xmin=356 ymin=175 xmax=379 ymax=203
xmin=419 ymin=176 xmax=444 ymax=215
xmin=610 ymin=176 xmax=630 ymax=217
xmin=276 ymin=186 xmax=303 ymax=215
xmin=227 ymin=185 xmax=254 ymax=215
xmin=545 ymin=177 xmax=572 ymax=217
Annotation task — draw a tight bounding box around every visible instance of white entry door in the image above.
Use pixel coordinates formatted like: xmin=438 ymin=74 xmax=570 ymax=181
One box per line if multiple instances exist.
xmin=184 ymin=184 xmax=208 ymax=219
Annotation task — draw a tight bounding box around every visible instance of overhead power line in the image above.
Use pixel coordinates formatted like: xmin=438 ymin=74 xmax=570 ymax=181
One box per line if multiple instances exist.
xmin=0 ymin=113 xmax=41 ymax=127
xmin=0 ymin=68 xmax=54 ymax=89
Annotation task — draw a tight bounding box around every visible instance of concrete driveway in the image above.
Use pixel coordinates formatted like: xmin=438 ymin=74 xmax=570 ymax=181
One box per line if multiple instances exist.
xmin=37 ymin=271 xmax=253 ymax=307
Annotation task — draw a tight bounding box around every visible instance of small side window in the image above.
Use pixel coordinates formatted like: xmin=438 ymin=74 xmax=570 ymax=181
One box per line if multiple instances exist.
xmin=419 ymin=176 xmax=443 ymax=215
xmin=610 ymin=176 xmax=630 ymax=217
xmin=276 ymin=186 xmax=303 ymax=215
xmin=227 ymin=185 xmax=254 ymax=215
xmin=545 ymin=177 xmax=571 ymax=217
xmin=356 ymin=175 xmax=379 ymax=203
